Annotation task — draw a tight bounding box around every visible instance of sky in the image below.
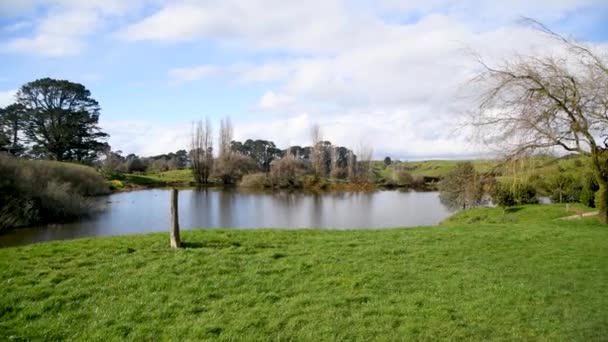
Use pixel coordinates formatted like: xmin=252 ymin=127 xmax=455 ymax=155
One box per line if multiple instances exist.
xmin=0 ymin=0 xmax=607 ymax=159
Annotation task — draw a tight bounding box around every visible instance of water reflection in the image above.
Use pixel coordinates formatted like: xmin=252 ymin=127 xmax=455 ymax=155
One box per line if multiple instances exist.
xmin=0 ymin=189 xmax=452 ymax=247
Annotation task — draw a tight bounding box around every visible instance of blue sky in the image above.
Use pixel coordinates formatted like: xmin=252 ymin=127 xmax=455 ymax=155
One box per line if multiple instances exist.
xmin=1 ymin=0 xmax=607 ymax=158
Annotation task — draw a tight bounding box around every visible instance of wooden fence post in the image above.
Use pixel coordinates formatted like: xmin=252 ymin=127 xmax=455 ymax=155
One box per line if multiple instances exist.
xmin=170 ymin=188 xmax=181 ymax=248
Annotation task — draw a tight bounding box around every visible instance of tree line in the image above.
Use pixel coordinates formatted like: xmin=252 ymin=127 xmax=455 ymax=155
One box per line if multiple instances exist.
xmin=0 ymin=78 xmax=377 ymax=189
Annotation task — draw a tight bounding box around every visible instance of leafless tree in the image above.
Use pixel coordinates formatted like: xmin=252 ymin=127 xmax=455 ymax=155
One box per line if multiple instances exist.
xmin=356 ymin=143 xmax=374 ymax=183
xmin=219 ymin=117 xmax=233 ymax=161
xmin=310 ymin=123 xmax=324 ymax=177
xmin=216 ymin=117 xmax=238 ymax=184
xmin=346 ymin=150 xmax=356 ymax=181
xmin=468 ymin=18 xmax=608 ymax=222
xmin=191 ymin=118 xmax=213 ymax=186
xmin=329 ymin=146 xmax=342 ymax=178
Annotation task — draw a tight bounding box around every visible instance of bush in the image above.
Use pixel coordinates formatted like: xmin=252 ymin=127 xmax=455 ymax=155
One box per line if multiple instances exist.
xmin=512 ymin=183 xmax=538 ymax=205
xmin=0 ymin=154 xmax=108 ymax=230
xmin=392 ymin=168 xmax=414 ymax=187
xmin=240 ymin=173 xmax=271 ymax=189
xmin=492 ymin=183 xmax=516 ymax=210
xmin=215 ymin=153 xmax=259 ymax=185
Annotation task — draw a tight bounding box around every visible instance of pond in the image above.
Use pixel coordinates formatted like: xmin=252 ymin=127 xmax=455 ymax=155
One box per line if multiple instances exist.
xmin=0 ymin=189 xmax=453 ymax=247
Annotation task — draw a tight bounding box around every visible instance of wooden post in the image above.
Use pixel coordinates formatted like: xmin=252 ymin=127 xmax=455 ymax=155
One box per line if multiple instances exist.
xmin=170 ymin=188 xmax=181 ymax=248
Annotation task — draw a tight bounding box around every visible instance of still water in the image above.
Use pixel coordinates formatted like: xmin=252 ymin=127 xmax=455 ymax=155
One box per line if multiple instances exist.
xmin=0 ymin=189 xmax=452 ymax=247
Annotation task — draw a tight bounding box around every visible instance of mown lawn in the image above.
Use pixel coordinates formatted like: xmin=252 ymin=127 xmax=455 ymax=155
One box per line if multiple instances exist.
xmin=0 ymin=206 xmax=606 ymax=340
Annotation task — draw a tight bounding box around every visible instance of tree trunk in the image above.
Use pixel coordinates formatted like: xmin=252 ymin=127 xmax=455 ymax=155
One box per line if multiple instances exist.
xmin=170 ymin=188 xmax=181 ymax=248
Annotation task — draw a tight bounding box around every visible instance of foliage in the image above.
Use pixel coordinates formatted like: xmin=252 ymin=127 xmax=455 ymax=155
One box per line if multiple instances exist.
xmin=383 ymin=156 xmax=392 ymax=166
xmin=0 ymin=214 xmax=606 ymax=340
xmin=546 ymin=174 xmax=578 ymax=203
xmin=438 ymin=162 xmax=483 ymax=210
xmin=0 ymin=103 xmax=26 ymax=155
xmin=492 ymin=183 xmax=516 ymax=211
xmin=0 ymin=154 xmax=108 ymax=229
xmin=579 ymin=173 xmax=599 ymax=208
xmin=16 ymin=78 xmax=108 ymax=162
xmin=512 ymin=182 xmax=538 ymax=205
xmin=231 ymin=139 xmax=282 ymax=172
xmin=127 ymin=157 xmax=147 ymax=173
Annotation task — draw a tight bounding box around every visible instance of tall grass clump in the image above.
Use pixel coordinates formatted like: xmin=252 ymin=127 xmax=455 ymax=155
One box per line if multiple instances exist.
xmin=0 ymin=154 xmax=109 ymax=230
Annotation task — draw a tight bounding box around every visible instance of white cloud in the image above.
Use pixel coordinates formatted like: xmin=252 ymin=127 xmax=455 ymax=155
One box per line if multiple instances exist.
xmin=136 ymin=0 xmax=606 ymax=158
xmin=2 ymin=0 xmax=145 ymax=56
xmin=0 ymin=90 xmax=17 ymax=107
xmin=100 ymin=119 xmax=191 ymax=157
xmin=257 ymin=91 xmax=294 ymax=111
xmin=4 ymin=0 xmax=606 ymax=158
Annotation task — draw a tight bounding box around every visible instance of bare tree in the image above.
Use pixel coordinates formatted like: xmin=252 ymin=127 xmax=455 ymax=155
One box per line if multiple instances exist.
xmin=468 ymin=19 xmax=608 ymax=222
xmin=216 ymin=117 xmax=236 ymax=184
xmin=191 ymin=118 xmax=213 ymax=186
xmin=219 ymin=117 xmax=233 ymax=161
xmin=356 ymin=143 xmax=374 ymax=183
xmin=310 ymin=123 xmax=324 ymax=177
xmin=330 ymin=146 xmax=340 ymax=178
xmin=346 ymin=150 xmax=356 ymax=181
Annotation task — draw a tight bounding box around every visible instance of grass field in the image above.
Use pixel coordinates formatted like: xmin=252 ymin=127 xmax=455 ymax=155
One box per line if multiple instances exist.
xmin=1 ymin=205 xmax=606 ymax=340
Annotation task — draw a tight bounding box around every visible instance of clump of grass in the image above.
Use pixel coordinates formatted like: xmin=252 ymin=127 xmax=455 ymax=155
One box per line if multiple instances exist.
xmin=0 ymin=154 xmax=109 ymax=230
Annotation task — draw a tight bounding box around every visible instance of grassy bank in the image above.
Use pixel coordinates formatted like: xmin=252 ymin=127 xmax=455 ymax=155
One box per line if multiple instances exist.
xmin=1 ymin=205 xmax=606 ymax=340
xmin=108 ymin=169 xmax=195 ymax=191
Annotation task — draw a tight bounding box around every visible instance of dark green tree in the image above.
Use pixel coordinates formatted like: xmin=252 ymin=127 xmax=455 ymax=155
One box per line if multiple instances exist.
xmin=231 ymin=139 xmax=282 ymax=172
xmin=0 ymin=103 xmax=26 ymax=155
xmin=16 ymin=78 xmax=108 ymax=162
xmin=580 ymin=173 xmax=599 ymax=207
xmin=384 ymin=156 xmax=392 ymax=166
xmin=0 ymin=128 xmax=9 ymax=151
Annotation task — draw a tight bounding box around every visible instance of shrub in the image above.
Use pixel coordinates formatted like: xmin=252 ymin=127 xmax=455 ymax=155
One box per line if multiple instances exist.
xmin=512 ymin=183 xmax=538 ymax=205
xmin=108 ymin=179 xmax=125 ymax=190
xmin=240 ymin=173 xmax=271 ymax=189
xmin=492 ymin=183 xmax=516 ymax=212
xmin=215 ymin=153 xmax=259 ymax=184
xmin=0 ymin=154 xmax=108 ymax=230
xmin=392 ymin=168 xmax=414 ymax=187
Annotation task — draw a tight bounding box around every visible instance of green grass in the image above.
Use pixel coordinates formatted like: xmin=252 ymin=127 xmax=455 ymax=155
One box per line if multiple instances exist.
xmin=119 ymin=169 xmax=195 ymax=189
xmin=139 ymin=169 xmax=194 ymax=183
xmin=1 ymin=205 xmax=607 ymax=340
xmin=442 ymin=203 xmax=596 ymax=225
